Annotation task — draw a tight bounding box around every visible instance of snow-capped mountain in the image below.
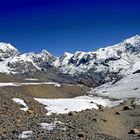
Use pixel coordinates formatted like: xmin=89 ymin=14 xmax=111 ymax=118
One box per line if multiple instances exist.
xmin=0 ymin=42 xmax=76 ymax=83
xmin=8 ymin=50 xmax=56 ymax=73
xmin=52 ymin=35 xmax=140 ymax=85
xmin=53 ymin=35 xmax=140 ymax=75
xmin=0 ymin=42 xmax=56 ymax=74
xmin=0 ymin=35 xmax=140 ymax=86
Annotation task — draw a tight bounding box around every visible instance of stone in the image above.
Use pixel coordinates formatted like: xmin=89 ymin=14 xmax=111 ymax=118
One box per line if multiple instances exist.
xmin=123 ymin=106 xmax=132 ymax=111
xmin=92 ymin=118 xmax=98 ymax=122
xmin=68 ymin=111 xmax=77 ymax=116
xmin=16 ymin=118 xmax=21 ymax=123
xmin=129 ymin=128 xmax=140 ymax=134
xmin=77 ymin=133 xmax=84 ymax=138
xmin=27 ymin=110 xmax=34 ymax=114
xmin=115 ymin=112 xmax=120 ymax=115
xmin=97 ymin=105 xmax=104 ymax=111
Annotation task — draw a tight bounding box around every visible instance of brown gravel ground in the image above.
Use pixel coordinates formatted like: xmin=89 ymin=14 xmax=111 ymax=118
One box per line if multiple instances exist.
xmin=0 ymin=84 xmax=140 ymax=140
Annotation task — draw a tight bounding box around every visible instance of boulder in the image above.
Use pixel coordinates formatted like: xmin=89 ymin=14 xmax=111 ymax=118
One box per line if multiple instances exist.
xmin=129 ymin=128 xmax=140 ymax=134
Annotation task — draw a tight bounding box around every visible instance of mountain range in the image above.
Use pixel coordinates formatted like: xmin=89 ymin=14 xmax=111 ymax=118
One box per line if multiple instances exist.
xmin=0 ymin=35 xmax=140 ymax=87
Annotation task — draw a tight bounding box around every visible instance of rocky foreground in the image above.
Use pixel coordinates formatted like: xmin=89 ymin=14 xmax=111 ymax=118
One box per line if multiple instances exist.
xmin=0 ymin=84 xmax=140 ymax=140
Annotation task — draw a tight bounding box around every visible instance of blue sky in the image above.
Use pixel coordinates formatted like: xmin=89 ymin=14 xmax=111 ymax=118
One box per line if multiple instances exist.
xmin=0 ymin=0 xmax=140 ymax=56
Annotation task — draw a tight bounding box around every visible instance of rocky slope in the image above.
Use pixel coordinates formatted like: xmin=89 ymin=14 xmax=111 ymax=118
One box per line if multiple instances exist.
xmin=1 ymin=85 xmax=140 ymax=140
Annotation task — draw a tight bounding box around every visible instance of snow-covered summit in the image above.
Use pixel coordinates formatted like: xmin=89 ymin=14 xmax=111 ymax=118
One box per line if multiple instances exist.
xmin=53 ymin=52 xmax=73 ymax=67
xmin=124 ymin=35 xmax=140 ymax=46
xmin=0 ymin=42 xmax=19 ymax=58
xmin=37 ymin=50 xmax=56 ymax=63
xmin=0 ymin=42 xmax=17 ymax=51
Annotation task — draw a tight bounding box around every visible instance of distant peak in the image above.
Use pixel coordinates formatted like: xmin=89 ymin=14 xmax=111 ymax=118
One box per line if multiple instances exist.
xmin=128 ymin=34 xmax=140 ymax=39
xmin=41 ymin=49 xmax=53 ymax=56
xmin=124 ymin=35 xmax=140 ymax=43
xmin=122 ymin=35 xmax=140 ymax=49
xmin=0 ymin=42 xmax=19 ymax=58
xmin=133 ymin=34 xmax=140 ymax=38
xmin=41 ymin=49 xmax=50 ymax=53
xmin=63 ymin=52 xmax=73 ymax=56
xmin=0 ymin=42 xmax=18 ymax=51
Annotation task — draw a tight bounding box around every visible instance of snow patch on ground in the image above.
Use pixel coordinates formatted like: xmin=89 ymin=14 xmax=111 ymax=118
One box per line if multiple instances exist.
xmin=18 ymin=131 xmax=33 ymax=139
xmin=25 ymin=78 xmax=38 ymax=81
xmin=0 ymin=83 xmax=19 ymax=87
xmin=134 ymin=99 xmax=140 ymax=105
xmin=39 ymin=121 xmax=62 ymax=131
xmin=89 ymin=73 xmax=140 ymax=99
xmin=0 ymin=82 xmax=61 ymax=87
xmin=19 ymin=82 xmax=61 ymax=87
xmin=0 ymin=82 xmax=82 ymax=88
xmin=35 ymin=96 xmax=123 ymax=115
xmin=12 ymin=98 xmax=28 ymax=111
xmin=43 ymin=82 xmax=61 ymax=87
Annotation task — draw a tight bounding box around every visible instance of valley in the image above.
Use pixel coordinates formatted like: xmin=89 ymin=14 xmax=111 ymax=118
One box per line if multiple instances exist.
xmin=0 ymin=35 xmax=140 ymax=139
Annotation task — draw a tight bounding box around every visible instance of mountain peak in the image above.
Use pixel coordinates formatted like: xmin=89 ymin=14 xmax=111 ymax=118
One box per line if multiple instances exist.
xmin=0 ymin=42 xmax=18 ymax=51
xmin=41 ymin=50 xmax=52 ymax=56
xmin=39 ymin=50 xmax=56 ymax=63
xmin=124 ymin=35 xmax=140 ymax=45
xmin=63 ymin=52 xmax=73 ymax=57
xmin=0 ymin=42 xmax=19 ymax=58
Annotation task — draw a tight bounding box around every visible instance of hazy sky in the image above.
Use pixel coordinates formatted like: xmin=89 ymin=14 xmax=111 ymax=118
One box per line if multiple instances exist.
xmin=0 ymin=0 xmax=140 ymax=56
